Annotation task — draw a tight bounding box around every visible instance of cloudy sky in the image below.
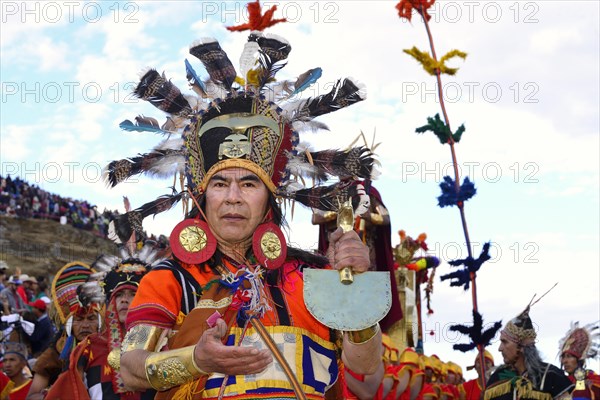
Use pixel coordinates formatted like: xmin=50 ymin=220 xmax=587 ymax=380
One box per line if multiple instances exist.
xmin=2 ymin=1 xmax=598 ymax=378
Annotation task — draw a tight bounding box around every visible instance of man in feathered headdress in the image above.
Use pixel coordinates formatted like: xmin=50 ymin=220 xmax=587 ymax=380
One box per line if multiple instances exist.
xmin=106 ymin=2 xmax=384 ymax=399
xmin=50 ymin=242 xmax=160 ymax=399
xmin=484 ymin=308 xmax=572 ymax=400
xmin=26 ymin=262 xmax=101 ymax=400
xmin=558 ymin=321 xmax=600 ymax=400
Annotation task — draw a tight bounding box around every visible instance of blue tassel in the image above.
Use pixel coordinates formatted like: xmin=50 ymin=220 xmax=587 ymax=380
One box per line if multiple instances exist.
xmin=437 ymin=176 xmax=477 ymax=208
xmin=59 ymin=334 xmax=75 ymax=361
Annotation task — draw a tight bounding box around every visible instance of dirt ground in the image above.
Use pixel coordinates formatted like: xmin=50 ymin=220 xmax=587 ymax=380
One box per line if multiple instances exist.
xmin=0 ymin=216 xmax=117 ymax=279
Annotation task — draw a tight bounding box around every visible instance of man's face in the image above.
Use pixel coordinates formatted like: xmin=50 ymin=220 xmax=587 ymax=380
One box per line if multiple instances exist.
xmin=114 ymin=288 xmax=136 ymax=324
xmin=72 ymin=312 xmax=100 ymax=341
xmin=2 ymin=353 xmax=26 ymax=379
xmin=205 ymin=168 xmax=269 ymax=245
xmin=446 ymin=371 xmax=457 ymax=384
xmin=560 ymin=353 xmax=579 ymax=374
xmin=498 ymin=334 xmax=521 ymax=366
xmin=475 ymin=358 xmax=494 ymax=378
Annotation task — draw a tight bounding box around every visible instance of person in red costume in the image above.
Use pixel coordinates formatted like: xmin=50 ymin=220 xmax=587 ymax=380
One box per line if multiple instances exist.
xmin=459 ymin=350 xmax=495 ymax=400
xmin=558 ymin=322 xmax=600 ymax=400
xmin=0 ymin=343 xmax=31 ymax=400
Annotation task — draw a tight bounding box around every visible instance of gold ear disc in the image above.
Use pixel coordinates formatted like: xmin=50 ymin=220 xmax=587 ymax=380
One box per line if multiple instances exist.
xmin=260 ymin=231 xmax=282 ymax=260
xmin=179 ymin=226 xmax=208 ymax=253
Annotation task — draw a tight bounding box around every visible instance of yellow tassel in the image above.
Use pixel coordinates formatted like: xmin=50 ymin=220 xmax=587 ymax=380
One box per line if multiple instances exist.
xmin=514 ymin=378 xmax=552 ymax=400
xmin=483 ymin=380 xmax=513 ymax=400
xmin=175 ymin=311 xmax=186 ymax=327
xmin=234 ymin=76 xmax=245 ymax=86
xmin=403 ymin=46 xmax=467 ymax=76
xmin=171 ymin=379 xmax=204 ymax=400
xmin=246 ymin=69 xmax=260 ymax=86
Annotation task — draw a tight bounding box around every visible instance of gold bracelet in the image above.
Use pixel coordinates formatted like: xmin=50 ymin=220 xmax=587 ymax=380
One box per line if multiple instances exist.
xmin=346 ymin=323 xmax=380 ymax=345
xmin=144 ymin=345 xmax=207 ymax=391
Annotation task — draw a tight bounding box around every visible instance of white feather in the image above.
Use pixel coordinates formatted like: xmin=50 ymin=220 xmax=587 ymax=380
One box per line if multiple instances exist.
xmin=189 ymin=37 xmax=218 ymax=49
xmin=263 ymin=80 xmax=294 ymax=103
xmin=155 ymin=138 xmax=184 ymax=151
xmin=146 ymin=153 xmax=186 ymax=177
xmin=291 ymin=120 xmax=329 ymax=133
xmin=353 ymin=183 xmax=370 ymax=216
xmin=204 ymin=80 xmax=228 ymax=100
xmin=239 ymin=41 xmax=260 ymax=83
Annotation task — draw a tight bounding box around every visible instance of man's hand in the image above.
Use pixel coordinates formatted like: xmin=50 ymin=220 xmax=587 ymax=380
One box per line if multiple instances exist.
xmin=325 ymin=227 xmax=370 ymax=273
xmin=194 ymin=318 xmax=273 ymax=376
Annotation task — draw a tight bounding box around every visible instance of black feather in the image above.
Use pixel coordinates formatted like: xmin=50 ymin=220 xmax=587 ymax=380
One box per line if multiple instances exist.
xmin=111 ymin=193 xmax=183 ymax=243
xmin=310 ymin=146 xmax=375 ymax=180
xmin=449 ymin=310 xmax=502 ymax=353
xmin=189 ymin=40 xmax=237 ymax=90
xmin=302 ymin=78 xmax=366 ymax=119
xmin=134 ymin=69 xmax=192 ymax=116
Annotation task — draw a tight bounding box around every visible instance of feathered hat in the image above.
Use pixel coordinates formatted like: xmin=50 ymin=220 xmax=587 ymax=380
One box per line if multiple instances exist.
xmin=558 ymin=321 xmax=600 ymax=361
xmin=87 ymin=241 xmax=162 ymax=302
xmin=104 ymin=7 xmax=375 ymax=246
xmin=1 ymin=341 xmax=28 ymax=360
xmin=82 ymin=241 xmax=162 ymax=394
xmin=501 ymin=284 xmax=557 ymax=347
xmin=501 ymin=306 xmax=536 ymax=346
xmin=50 ymin=261 xmax=98 ymax=325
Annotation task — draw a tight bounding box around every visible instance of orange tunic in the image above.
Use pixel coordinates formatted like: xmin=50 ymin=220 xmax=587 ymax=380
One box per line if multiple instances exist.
xmin=127 ymin=258 xmax=338 ymax=399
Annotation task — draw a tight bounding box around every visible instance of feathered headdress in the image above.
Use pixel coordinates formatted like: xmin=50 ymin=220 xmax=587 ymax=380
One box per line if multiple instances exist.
xmin=50 ymin=261 xmax=97 ymax=326
xmin=104 ymin=7 xmax=375 ymax=243
xmin=558 ymin=321 xmax=600 ymax=361
xmin=501 ymin=284 xmax=557 ymax=346
xmin=83 ymin=241 xmax=163 ymax=394
xmin=87 ymin=241 xmax=162 ymax=303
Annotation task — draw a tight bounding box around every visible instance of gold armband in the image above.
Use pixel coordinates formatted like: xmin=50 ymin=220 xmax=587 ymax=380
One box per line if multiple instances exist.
xmin=145 ymin=345 xmax=207 ymax=391
xmin=346 ymin=323 xmax=380 ymax=345
xmin=370 ymin=212 xmax=384 ymax=225
xmin=122 ymin=324 xmax=163 ymax=353
xmin=111 ymin=325 xmax=164 ymax=372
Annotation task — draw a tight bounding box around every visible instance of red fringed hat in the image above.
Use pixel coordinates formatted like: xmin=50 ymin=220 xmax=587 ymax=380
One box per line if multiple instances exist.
xmin=558 ymin=321 xmax=600 ymax=361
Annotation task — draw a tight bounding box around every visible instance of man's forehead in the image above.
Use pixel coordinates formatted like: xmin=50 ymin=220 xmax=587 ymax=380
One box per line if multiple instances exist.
xmin=211 ymin=168 xmax=260 ymax=180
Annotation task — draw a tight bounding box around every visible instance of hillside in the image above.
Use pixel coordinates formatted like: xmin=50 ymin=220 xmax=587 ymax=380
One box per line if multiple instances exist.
xmin=0 ymin=216 xmax=117 ymax=277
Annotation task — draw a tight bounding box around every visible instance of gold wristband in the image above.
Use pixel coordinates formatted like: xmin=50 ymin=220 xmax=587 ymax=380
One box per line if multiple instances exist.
xmin=346 ymin=323 xmax=380 ymax=345
xmin=144 ymin=345 xmax=207 ymax=391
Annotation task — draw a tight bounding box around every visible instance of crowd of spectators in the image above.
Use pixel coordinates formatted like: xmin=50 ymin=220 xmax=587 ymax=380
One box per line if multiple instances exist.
xmin=0 ymin=175 xmax=120 ymax=238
